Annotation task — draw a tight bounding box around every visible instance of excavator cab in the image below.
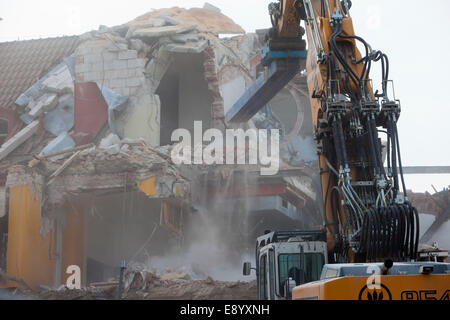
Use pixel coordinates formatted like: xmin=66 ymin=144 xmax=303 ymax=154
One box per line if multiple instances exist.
xmin=243 ymin=230 xmax=327 ymax=300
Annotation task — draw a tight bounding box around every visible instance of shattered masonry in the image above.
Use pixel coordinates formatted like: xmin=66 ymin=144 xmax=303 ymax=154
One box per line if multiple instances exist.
xmin=0 ymin=4 xmax=324 ymax=292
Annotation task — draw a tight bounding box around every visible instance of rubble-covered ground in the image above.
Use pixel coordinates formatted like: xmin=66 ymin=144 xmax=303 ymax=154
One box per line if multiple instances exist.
xmin=7 ymin=272 xmax=257 ymax=300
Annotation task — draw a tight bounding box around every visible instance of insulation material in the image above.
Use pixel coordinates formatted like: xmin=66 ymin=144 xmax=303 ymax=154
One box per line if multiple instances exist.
xmin=43 ymin=94 xmax=75 ymax=136
xmin=128 ymin=7 xmax=245 ymax=34
xmin=40 ymin=132 xmax=76 ymax=156
xmin=97 ymin=85 xmax=128 ymax=136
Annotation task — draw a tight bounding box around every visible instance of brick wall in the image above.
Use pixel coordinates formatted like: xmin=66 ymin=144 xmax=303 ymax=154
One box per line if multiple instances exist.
xmin=203 ymin=45 xmax=225 ymax=132
xmin=74 ymin=39 xmax=146 ymax=97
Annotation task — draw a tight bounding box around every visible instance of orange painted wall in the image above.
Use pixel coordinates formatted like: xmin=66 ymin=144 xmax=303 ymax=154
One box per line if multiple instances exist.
xmin=5 ymin=185 xmax=55 ymax=289
xmin=61 ymin=203 xmax=85 ymax=286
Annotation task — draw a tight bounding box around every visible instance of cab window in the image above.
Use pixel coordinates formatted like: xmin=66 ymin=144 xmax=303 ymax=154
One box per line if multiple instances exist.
xmin=259 ymin=254 xmax=267 ymax=299
xmin=278 ymin=253 xmax=325 ymax=293
xmin=268 ymin=250 xmax=275 ymax=300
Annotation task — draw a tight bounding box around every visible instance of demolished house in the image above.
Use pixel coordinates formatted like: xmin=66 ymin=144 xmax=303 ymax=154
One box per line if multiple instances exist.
xmin=0 ymin=4 xmax=323 ymax=290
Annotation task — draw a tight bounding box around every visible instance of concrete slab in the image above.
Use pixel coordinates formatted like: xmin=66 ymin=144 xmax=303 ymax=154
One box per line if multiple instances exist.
xmin=165 ymin=40 xmax=208 ymax=54
xmin=28 ymin=93 xmax=59 ymax=118
xmin=0 ymin=120 xmax=40 ymax=161
xmin=42 ymin=65 xmax=74 ymax=94
xmin=170 ymin=34 xmax=201 ymax=43
xmin=132 ymin=24 xmax=198 ymax=39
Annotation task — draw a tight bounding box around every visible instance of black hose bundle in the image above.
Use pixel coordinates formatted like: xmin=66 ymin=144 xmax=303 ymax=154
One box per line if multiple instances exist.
xmin=323 ymin=11 xmax=420 ymax=264
xmin=359 ymin=203 xmax=420 ymax=262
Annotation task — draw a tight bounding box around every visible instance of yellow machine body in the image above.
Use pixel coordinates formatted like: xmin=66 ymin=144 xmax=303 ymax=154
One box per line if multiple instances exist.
xmin=293 ymin=274 xmax=450 ymax=300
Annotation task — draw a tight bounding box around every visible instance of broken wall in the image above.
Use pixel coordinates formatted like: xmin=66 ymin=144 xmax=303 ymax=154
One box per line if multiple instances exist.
xmin=2 ymin=170 xmax=54 ymax=289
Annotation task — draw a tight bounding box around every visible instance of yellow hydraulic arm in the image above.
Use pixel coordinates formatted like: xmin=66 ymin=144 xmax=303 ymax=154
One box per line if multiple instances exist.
xmin=264 ymin=0 xmax=420 ymax=263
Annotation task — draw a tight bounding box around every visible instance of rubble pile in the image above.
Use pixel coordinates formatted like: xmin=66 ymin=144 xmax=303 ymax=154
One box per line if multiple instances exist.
xmin=15 ymin=271 xmax=257 ymax=300
xmin=30 ymin=135 xmax=176 ymax=177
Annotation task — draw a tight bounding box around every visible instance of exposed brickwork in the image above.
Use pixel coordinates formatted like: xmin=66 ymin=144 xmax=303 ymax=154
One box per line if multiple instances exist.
xmin=74 ymin=40 xmax=146 ymax=97
xmin=203 ymin=46 xmax=225 ymax=132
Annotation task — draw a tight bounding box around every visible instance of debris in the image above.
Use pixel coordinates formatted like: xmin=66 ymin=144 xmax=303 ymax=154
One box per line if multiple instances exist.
xmin=0 ymin=120 xmax=40 ymax=161
xmin=170 ymin=34 xmax=201 ymax=43
xmin=28 ymin=275 xmax=257 ymax=300
xmin=165 ymin=40 xmax=208 ymax=53
xmin=97 ymin=84 xmax=128 ymax=135
xmin=47 ymin=150 xmax=82 ymax=185
xmin=132 ymin=25 xmax=198 ymax=39
xmin=43 ymin=94 xmax=75 ymax=136
xmin=41 ymin=64 xmax=74 ymax=94
xmin=99 ymin=133 xmax=121 ymax=149
xmin=160 ymin=272 xmax=191 ymax=281
xmin=14 ymin=60 xmax=68 ymax=108
xmin=40 ymin=132 xmax=76 ymax=156
xmin=90 ymin=281 xmax=119 ymax=288
xmin=36 ymin=143 xmax=95 ymax=160
xmin=160 ymin=15 xmax=180 ymax=26
xmin=28 ymin=93 xmax=59 ymax=118
xmin=0 ymin=270 xmax=33 ymax=291
xmin=128 ymin=7 xmax=244 ymax=34
xmin=203 ymin=3 xmax=221 ymax=14
xmin=105 ymin=144 xmax=121 ymax=155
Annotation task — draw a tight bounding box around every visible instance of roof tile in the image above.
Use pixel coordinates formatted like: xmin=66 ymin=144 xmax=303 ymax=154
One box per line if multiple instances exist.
xmin=0 ymin=36 xmax=79 ymax=109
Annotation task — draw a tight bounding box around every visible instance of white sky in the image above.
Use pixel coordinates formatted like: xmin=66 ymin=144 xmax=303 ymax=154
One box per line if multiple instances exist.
xmin=0 ymin=0 xmax=449 ymax=193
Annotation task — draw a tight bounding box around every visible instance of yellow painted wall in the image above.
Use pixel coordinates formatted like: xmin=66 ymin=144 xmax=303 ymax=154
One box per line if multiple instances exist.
xmin=5 ymin=185 xmax=54 ymax=289
xmin=137 ymin=177 xmax=156 ymax=196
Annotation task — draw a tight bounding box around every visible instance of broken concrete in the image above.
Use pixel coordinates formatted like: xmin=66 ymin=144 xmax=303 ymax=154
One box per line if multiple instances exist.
xmin=15 ymin=273 xmax=257 ymax=300
xmin=0 ymin=120 xmax=40 ymax=161
xmin=42 ymin=64 xmax=74 ymax=94
xmin=165 ymin=40 xmax=208 ymax=54
xmin=132 ymin=24 xmax=198 ymax=39
xmin=28 ymin=93 xmax=59 ymax=119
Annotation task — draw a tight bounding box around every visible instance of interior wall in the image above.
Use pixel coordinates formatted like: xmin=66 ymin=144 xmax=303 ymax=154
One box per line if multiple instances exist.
xmin=157 ymin=52 xmax=213 ymax=145
xmin=177 ymin=53 xmax=212 ymax=133
xmin=85 ymin=191 xmax=171 ymax=283
xmin=157 ymin=73 xmax=179 ymax=146
xmin=61 ymin=203 xmax=85 ymax=287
